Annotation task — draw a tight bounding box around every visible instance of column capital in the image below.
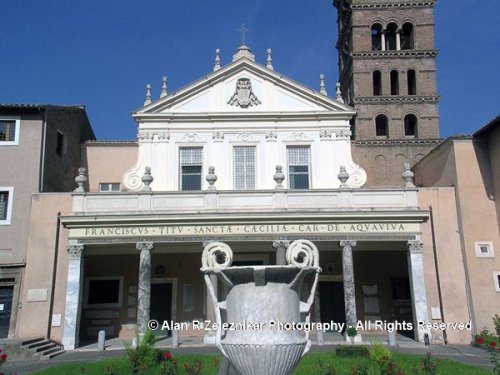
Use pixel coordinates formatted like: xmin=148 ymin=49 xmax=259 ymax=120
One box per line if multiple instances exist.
xmin=67 ymin=244 xmax=84 ymax=260
xmin=273 ymin=240 xmax=290 ymax=249
xmin=136 ymin=241 xmax=154 ymax=252
xmin=407 ymin=240 xmax=423 ymax=254
xmin=340 ymin=240 xmax=357 ymax=248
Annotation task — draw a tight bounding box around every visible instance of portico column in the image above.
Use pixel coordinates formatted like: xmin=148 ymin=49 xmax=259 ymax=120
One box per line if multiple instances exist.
xmin=407 ymin=240 xmax=431 ymax=343
xmin=273 ymin=240 xmax=290 ymax=265
xmin=203 ymin=242 xmax=218 ymax=343
xmin=340 ymin=240 xmax=361 ymax=342
xmin=62 ymin=244 xmax=85 ymax=350
xmin=136 ymin=241 xmax=154 ymax=335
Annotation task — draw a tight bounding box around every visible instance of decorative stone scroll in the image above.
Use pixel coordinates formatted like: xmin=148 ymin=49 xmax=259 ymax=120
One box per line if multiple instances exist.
xmin=286 ymin=239 xmax=319 ymax=268
xmin=201 ymin=242 xmax=233 ymax=270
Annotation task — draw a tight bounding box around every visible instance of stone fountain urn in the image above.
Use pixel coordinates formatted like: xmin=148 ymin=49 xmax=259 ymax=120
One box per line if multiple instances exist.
xmin=201 ymin=240 xmax=321 ymax=375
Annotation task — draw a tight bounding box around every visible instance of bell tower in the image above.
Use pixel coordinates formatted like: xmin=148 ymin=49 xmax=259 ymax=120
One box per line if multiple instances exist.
xmin=334 ymin=0 xmax=441 ymax=186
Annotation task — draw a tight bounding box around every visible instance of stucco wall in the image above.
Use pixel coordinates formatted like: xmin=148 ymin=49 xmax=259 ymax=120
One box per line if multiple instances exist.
xmin=0 ymin=115 xmax=43 ymax=265
xmin=82 ymin=142 xmax=138 ymax=192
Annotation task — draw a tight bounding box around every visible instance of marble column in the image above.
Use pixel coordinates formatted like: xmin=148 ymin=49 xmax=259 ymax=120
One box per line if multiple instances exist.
xmin=381 ymin=30 xmax=386 ymax=51
xmin=407 ymin=240 xmax=431 ymax=343
xmin=62 ymin=244 xmax=85 ymax=350
xmin=136 ymin=241 xmax=154 ymax=335
xmin=273 ymin=240 xmax=290 ymax=265
xmin=203 ymin=242 xmax=218 ymax=343
xmin=396 ymin=29 xmax=401 ymax=50
xmin=341 ymin=240 xmax=361 ymax=342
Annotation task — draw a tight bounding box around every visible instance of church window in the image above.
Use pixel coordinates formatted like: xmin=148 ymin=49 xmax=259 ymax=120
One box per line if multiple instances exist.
xmin=371 ymin=23 xmax=383 ymax=50
xmin=233 ymin=146 xmax=256 ymax=190
xmin=287 ymin=146 xmax=310 ymax=189
xmin=404 ymin=114 xmax=418 ymax=137
xmin=475 ymin=241 xmax=494 ymax=258
xmin=373 ymin=70 xmax=382 ymax=96
xmin=401 ymin=22 xmax=415 ymax=50
xmin=179 ymin=147 xmax=203 ymax=191
xmin=407 ymin=70 xmax=417 ymax=95
xmin=99 ymin=183 xmax=120 ymax=192
xmin=0 ymin=119 xmax=19 ymax=145
xmin=390 ymin=70 xmax=400 ymax=95
xmin=375 ymin=115 xmax=389 ymax=137
xmin=386 ymin=23 xmax=398 ymax=50
xmin=0 ymin=188 xmax=13 ymax=224
xmin=85 ymin=277 xmax=122 ymax=307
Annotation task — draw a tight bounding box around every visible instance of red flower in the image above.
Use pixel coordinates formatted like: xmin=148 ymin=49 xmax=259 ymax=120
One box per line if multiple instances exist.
xmin=1 ymin=353 xmax=7 ymax=360
xmin=163 ymin=351 xmax=172 ymax=360
xmin=491 ymin=341 xmax=497 ymax=348
xmin=476 ymin=337 xmax=485 ymax=344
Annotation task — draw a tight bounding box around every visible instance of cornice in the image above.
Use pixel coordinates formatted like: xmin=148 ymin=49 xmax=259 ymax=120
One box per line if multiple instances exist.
xmin=351 ymin=50 xmax=438 ymax=59
xmin=353 ymin=138 xmax=442 ymax=146
xmin=350 ymin=1 xmax=436 ymax=10
xmin=353 ymin=95 xmax=440 ymax=104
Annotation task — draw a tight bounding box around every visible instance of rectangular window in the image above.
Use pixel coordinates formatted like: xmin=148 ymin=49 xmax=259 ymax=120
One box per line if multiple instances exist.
xmin=0 ymin=188 xmax=13 ymax=225
xmin=494 ymin=272 xmax=500 ymax=292
xmin=85 ymin=277 xmax=123 ymax=307
xmin=179 ymin=147 xmax=202 ymax=191
xmin=56 ymin=130 xmax=64 ymax=156
xmin=475 ymin=241 xmax=495 ymax=258
xmin=287 ymin=146 xmax=310 ymax=189
xmin=0 ymin=192 xmax=8 ymax=221
xmin=0 ymin=118 xmax=19 ymax=145
xmin=99 ymin=183 xmax=120 ymax=192
xmin=233 ymin=146 xmax=256 ymax=190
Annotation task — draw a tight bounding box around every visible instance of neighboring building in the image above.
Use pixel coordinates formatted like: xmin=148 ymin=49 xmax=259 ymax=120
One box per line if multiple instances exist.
xmin=414 ymin=115 xmax=500 ymax=336
xmin=334 ymin=0 xmax=442 ymax=186
xmin=0 ymin=104 xmax=95 ymax=338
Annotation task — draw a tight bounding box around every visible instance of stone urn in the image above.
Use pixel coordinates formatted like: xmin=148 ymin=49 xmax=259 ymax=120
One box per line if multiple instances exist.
xmin=201 ymin=240 xmax=321 ymax=375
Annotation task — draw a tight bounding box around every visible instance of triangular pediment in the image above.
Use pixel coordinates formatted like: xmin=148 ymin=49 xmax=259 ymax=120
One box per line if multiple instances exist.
xmin=134 ymin=58 xmax=355 ymax=118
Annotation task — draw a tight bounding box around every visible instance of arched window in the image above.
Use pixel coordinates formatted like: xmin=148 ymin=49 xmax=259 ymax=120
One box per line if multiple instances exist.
xmin=390 ymin=70 xmax=399 ymax=95
xmin=373 ymin=70 xmax=382 ymax=96
xmin=404 ymin=114 xmax=418 ymax=137
xmin=407 ymin=70 xmax=417 ymax=95
xmin=401 ymin=22 xmax=414 ymax=50
xmin=386 ymin=23 xmax=398 ymax=50
xmin=371 ymin=23 xmax=383 ymax=51
xmin=375 ymin=115 xmax=389 ymax=137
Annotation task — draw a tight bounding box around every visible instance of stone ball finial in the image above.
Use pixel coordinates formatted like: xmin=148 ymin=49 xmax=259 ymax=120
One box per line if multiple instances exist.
xmin=337 ymin=165 xmax=349 ymax=188
xmin=206 ymin=166 xmax=217 ymax=190
xmin=214 ymin=49 xmax=221 ymax=71
xmin=141 ymin=166 xmax=153 ymax=191
xmin=274 ymin=165 xmax=285 ymax=189
xmin=266 ymin=48 xmax=273 ymax=70
xmin=402 ymin=162 xmax=415 ymax=188
xmin=74 ymin=167 xmax=88 ymax=193
xmin=319 ymin=74 xmax=327 ymax=95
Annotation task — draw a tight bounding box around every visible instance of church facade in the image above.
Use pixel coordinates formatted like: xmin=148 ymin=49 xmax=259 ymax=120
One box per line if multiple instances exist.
xmin=4 ymin=0 xmax=499 ymax=350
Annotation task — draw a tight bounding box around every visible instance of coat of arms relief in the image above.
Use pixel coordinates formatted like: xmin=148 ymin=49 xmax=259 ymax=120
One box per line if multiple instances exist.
xmin=227 ymin=78 xmax=261 ymax=108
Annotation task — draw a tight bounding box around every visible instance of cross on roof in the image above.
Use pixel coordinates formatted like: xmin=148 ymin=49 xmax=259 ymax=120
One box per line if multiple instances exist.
xmin=238 ymin=23 xmax=250 ymax=45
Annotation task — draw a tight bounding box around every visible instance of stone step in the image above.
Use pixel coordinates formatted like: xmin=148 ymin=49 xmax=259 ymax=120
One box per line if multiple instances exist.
xmin=20 ymin=337 xmax=45 ymax=347
xmin=41 ymin=347 xmax=65 ymax=360
xmin=26 ymin=339 xmax=51 ymax=350
xmin=34 ymin=343 xmax=57 ymax=353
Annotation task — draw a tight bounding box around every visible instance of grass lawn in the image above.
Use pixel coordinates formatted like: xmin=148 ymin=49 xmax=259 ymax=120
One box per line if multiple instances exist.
xmin=31 ymin=351 xmax=491 ymax=375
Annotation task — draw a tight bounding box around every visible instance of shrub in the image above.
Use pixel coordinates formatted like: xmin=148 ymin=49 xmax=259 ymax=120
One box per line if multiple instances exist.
xmin=472 ymin=328 xmax=499 ymax=349
xmin=488 ymin=341 xmax=500 ymax=375
xmin=317 ymin=360 xmax=337 ymax=375
xmin=380 ymin=360 xmax=406 ymax=375
xmin=159 ymin=351 xmax=179 ymax=375
xmin=346 ymin=326 xmax=358 ymax=338
xmin=420 ymin=352 xmax=437 ymax=375
xmin=183 ymin=358 xmax=203 ymax=375
xmin=351 ymin=363 xmax=369 ymax=375
xmin=368 ymin=342 xmax=392 ymax=365
xmin=336 ymin=345 xmax=369 ymax=358
xmin=126 ymin=330 xmax=158 ymax=374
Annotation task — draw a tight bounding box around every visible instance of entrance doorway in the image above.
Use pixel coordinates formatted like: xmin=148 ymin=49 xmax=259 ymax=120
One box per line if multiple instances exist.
xmin=0 ymin=286 xmax=13 ymax=338
xmin=150 ymin=282 xmax=173 ymax=337
xmin=319 ymin=281 xmax=345 ymax=331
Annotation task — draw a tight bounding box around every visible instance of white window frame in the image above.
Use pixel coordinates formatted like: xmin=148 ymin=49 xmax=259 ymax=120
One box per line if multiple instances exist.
xmin=232 ymin=145 xmax=257 ymax=190
xmin=286 ymin=144 xmax=312 ymax=189
xmin=83 ymin=276 xmax=124 ymax=309
xmin=0 ymin=187 xmax=14 ymax=225
xmin=99 ymin=183 xmax=121 ymax=192
xmin=475 ymin=241 xmax=495 ymax=258
xmin=178 ymin=146 xmax=204 ymax=191
xmin=0 ymin=117 xmax=20 ymax=146
xmin=494 ymin=272 xmax=500 ymax=293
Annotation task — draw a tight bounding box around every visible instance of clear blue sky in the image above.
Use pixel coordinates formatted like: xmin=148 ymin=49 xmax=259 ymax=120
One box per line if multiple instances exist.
xmin=1 ymin=1 xmax=499 ymax=139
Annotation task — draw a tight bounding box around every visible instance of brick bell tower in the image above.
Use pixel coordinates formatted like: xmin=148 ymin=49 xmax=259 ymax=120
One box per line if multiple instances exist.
xmin=333 ymin=0 xmax=442 ymax=186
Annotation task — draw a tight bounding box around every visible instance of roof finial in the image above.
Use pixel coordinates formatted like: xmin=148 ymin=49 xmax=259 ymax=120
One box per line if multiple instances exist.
xmin=160 ymin=76 xmax=168 ymax=98
xmin=214 ymin=49 xmax=221 ymax=71
xmin=320 ymin=74 xmax=327 ymax=95
xmin=266 ymin=48 xmax=274 ymax=70
xmin=144 ymin=83 xmax=152 ymax=106
xmin=336 ymin=82 xmax=344 ymax=103
xmin=238 ymin=23 xmax=250 ymax=46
